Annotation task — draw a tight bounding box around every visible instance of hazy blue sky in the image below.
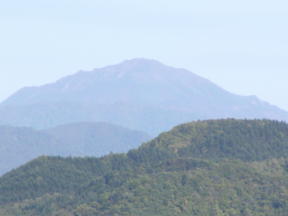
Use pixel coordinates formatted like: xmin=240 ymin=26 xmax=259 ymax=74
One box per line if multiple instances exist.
xmin=1 ymin=0 xmax=288 ymax=110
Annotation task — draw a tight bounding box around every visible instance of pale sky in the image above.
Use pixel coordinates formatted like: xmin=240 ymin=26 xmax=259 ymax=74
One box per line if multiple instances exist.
xmin=1 ymin=0 xmax=288 ymax=110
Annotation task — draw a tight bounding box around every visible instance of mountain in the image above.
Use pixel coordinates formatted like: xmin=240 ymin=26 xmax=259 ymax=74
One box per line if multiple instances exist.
xmin=1 ymin=58 xmax=287 ymax=135
xmin=0 ymin=125 xmax=61 ymax=175
xmin=0 ymin=122 xmax=149 ymax=175
xmin=133 ymin=118 xmax=288 ymax=161
xmin=42 ymin=122 xmax=150 ymax=156
xmin=1 ymin=119 xmax=288 ymax=215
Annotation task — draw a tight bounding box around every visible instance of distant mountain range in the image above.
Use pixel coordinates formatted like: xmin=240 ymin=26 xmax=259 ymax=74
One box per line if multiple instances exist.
xmin=0 ymin=58 xmax=287 ymax=135
xmin=1 ymin=119 xmax=288 ymax=215
xmin=0 ymin=122 xmax=150 ymax=175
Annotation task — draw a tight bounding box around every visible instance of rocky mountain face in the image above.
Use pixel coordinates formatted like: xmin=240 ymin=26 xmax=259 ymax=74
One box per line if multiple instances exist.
xmin=0 ymin=58 xmax=287 ymax=135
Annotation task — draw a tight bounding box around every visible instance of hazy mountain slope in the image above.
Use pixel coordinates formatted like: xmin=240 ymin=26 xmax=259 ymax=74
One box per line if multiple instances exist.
xmin=0 ymin=126 xmax=62 ymax=175
xmin=1 ymin=59 xmax=287 ymax=135
xmin=0 ymin=122 xmax=149 ymax=175
xmin=1 ymin=119 xmax=288 ymax=215
xmin=42 ymin=122 xmax=150 ymax=156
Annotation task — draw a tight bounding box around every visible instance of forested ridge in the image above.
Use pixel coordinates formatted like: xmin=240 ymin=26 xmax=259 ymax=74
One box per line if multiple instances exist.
xmin=1 ymin=119 xmax=288 ymax=215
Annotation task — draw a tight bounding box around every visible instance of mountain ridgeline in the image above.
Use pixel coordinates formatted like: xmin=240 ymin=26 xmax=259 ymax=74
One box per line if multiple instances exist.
xmin=133 ymin=119 xmax=288 ymax=161
xmin=1 ymin=59 xmax=288 ymax=135
xmin=0 ymin=122 xmax=150 ymax=175
xmin=1 ymin=119 xmax=288 ymax=215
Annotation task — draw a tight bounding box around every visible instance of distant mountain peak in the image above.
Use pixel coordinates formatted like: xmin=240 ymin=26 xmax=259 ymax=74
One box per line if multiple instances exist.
xmin=1 ymin=59 xmax=288 ymax=135
xmin=123 ymin=58 xmax=163 ymax=64
xmin=98 ymin=58 xmax=170 ymax=76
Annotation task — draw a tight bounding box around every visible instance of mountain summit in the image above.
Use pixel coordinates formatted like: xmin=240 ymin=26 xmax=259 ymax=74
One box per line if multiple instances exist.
xmin=2 ymin=58 xmax=222 ymax=107
xmin=1 ymin=59 xmax=287 ymax=135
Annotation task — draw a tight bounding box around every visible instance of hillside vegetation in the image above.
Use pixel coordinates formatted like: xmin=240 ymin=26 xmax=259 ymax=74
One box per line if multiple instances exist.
xmin=1 ymin=119 xmax=288 ymax=215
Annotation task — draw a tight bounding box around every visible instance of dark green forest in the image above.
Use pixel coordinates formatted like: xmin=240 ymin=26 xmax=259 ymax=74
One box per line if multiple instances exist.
xmin=1 ymin=119 xmax=288 ymax=215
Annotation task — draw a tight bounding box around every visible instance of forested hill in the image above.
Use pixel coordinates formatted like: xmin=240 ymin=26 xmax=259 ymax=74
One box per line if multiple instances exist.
xmin=133 ymin=119 xmax=288 ymax=161
xmin=1 ymin=119 xmax=288 ymax=215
